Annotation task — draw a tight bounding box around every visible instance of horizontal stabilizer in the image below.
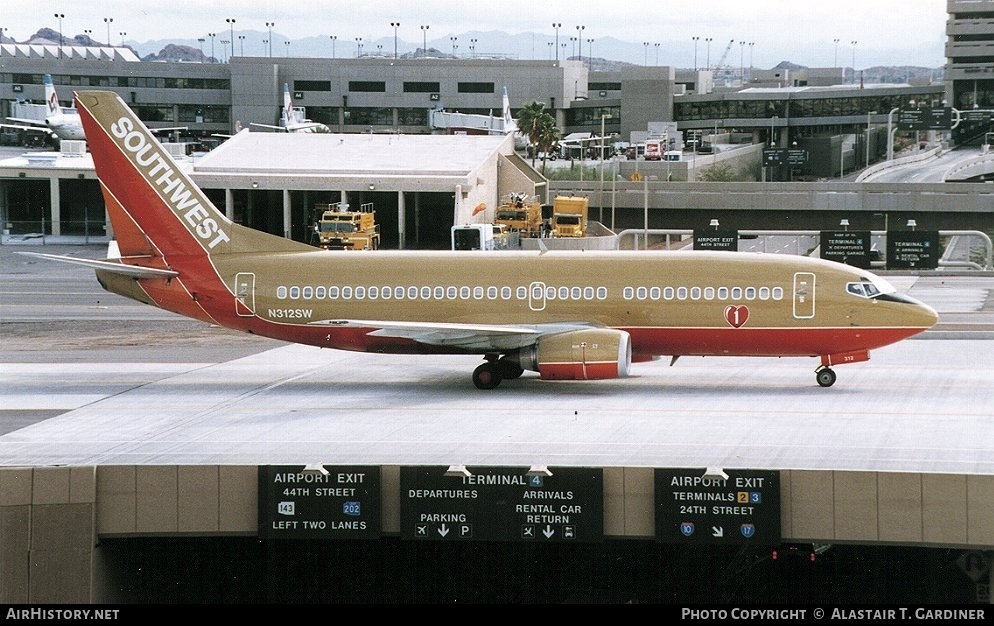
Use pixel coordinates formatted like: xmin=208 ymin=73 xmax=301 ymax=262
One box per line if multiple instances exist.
xmin=16 ymin=252 xmax=178 ymax=278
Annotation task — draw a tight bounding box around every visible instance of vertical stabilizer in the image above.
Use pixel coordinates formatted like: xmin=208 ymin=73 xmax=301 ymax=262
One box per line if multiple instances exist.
xmin=44 ymin=74 xmax=60 ymax=117
xmin=74 ymin=90 xmax=312 ymax=258
xmin=282 ymin=83 xmax=293 ymax=128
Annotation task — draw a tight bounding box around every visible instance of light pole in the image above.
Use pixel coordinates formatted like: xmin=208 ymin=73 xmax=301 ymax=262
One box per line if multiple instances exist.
xmin=692 ymin=36 xmax=699 ymax=71
xmin=120 ymin=31 xmax=127 ymax=47
xmin=600 ymin=113 xmax=612 ymax=219
xmin=54 ymin=13 xmax=65 ymax=58
xmin=886 ymin=106 xmax=900 ymax=160
xmin=643 ymin=41 xmax=649 ymax=66
xmin=587 ymin=38 xmax=593 ymax=67
xmin=420 ymin=25 xmax=429 ymax=57
xmin=739 ymin=41 xmax=745 ymax=84
xmin=576 ymin=25 xmax=584 ymax=60
xmin=834 ymin=38 xmax=839 ymax=69
xmin=850 ymin=40 xmax=857 ymax=84
xmin=470 ymin=38 xmax=477 ymax=57
xmin=284 ymin=41 xmax=290 ymax=57
xmin=238 ymin=35 xmax=245 ymax=56
xmin=748 ymin=42 xmax=754 ymax=80
xmin=865 ymin=110 xmax=877 ymax=167
xmin=390 ymin=22 xmax=400 ymax=59
xmin=104 ymin=18 xmax=112 ymax=47
xmin=226 ymin=18 xmax=235 ymax=62
xmin=552 ymin=23 xmax=561 ymax=61
xmin=330 ymin=35 xmax=336 ymax=58
xmin=450 ymin=36 xmax=457 ymax=56
xmin=266 ymin=22 xmax=274 ymax=58
xmin=655 ymin=42 xmax=660 ymax=66
xmin=705 ymin=37 xmax=712 ymax=70
xmin=220 ymin=40 xmax=229 ymax=63
xmin=355 ymin=37 xmax=362 ymax=58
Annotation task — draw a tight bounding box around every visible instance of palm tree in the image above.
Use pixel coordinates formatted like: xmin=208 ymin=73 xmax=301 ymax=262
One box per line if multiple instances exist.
xmin=534 ymin=117 xmax=562 ymax=174
xmin=516 ymin=101 xmax=557 ymax=167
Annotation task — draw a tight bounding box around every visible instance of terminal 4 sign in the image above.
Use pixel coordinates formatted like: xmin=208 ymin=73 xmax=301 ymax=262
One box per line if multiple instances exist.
xmin=820 ymin=230 xmax=873 ymax=269
xmin=401 ymin=466 xmax=603 ymax=542
xmin=655 ymin=469 xmax=781 ymax=545
xmin=886 ymin=230 xmax=940 ymax=269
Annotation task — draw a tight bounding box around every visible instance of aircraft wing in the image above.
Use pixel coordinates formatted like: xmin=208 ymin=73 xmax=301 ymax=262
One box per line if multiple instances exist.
xmin=6 ymin=117 xmax=47 ymax=127
xmin=16 ymin=252 xmax=179 ymax=279
xmin=150 ymin=126 xmax=188 ymax=135
xmin=2 ymin=121 xmax=48 ymax=133
xmin=308 ymin=319 xmax=599 ymax=351
xmin=249 ymin=123 xmax=286 ymax=132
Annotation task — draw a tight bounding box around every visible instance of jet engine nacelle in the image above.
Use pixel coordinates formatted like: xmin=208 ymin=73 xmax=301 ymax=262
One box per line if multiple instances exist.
xmin=513 ymin=328 xmax=632 ymax=380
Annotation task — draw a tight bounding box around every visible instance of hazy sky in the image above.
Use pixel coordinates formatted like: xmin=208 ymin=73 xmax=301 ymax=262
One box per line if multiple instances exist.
xmin=8 ymin=0 xmax=948 ymax=67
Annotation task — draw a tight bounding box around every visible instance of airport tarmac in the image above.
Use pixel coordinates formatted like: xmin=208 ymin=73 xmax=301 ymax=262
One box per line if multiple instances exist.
xmin=2 ymin=244 xmax=993 ymax=473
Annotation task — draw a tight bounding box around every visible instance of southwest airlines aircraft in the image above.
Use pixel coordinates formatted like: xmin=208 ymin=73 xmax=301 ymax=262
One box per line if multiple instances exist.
xmin=24 ymin=91 xmax=938 ymax=390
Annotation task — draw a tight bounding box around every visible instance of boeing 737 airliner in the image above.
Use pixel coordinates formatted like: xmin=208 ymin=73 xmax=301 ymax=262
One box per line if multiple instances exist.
xmin=22 ymin=90 xmax=939 ymax=389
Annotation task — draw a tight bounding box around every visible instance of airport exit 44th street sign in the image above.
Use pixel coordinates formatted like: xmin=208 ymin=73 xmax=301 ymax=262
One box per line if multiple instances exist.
xmin=655 ymin=469 xmax=781 ymax=545
xmin=401 ymin=466 xmax=603 ymax=542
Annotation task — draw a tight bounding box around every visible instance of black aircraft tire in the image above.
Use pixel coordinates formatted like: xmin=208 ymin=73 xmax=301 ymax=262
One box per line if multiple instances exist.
xmin=496 ymin=358 xmax=524 ymax=380
xmin=473 ymin=363 xmax=502 ymax=390
xmin=816 ymin=367 xmax=837 ymax=388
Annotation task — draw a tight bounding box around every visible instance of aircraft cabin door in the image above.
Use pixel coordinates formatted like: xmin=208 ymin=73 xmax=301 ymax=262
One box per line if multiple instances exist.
xmin=792 ymin=272 xmax=815 ymax=319
xmin=234 ymin=272 xmax=256 ymax=317
xmin=528 ymin=281 xmax=547 ymax=312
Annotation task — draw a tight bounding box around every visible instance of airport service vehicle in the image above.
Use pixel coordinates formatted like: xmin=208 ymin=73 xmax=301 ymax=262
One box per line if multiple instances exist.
xmin=314 ymin=202 xmax=380 ymax=250
xmin=22 ymin=90 xmax=939 ymax=390
xmin=451 ymin=223 xmax=518 ymax=250
xmin=494 ymin=193 xmax=543 ymax=238
xmin=644 ymin=139 xmax=664 ymax=161
xmin=550 ymin=196 xmax=589 ymax=237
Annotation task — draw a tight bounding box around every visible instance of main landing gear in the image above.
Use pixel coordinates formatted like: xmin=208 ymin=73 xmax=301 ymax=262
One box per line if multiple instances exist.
xmin=472 ymin=355 xmax=524 ymax=390
xmin=815 ymin=366 xmax=837 ymax=388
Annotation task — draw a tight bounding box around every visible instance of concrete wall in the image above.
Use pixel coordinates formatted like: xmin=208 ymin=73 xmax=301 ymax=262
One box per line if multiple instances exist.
xmin=2 ymin=465 xmax=992 ymax=602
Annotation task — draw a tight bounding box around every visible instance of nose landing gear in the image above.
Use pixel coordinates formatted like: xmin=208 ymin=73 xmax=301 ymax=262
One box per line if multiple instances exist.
xmin=815 ymin=366 xmax=837 ymax=388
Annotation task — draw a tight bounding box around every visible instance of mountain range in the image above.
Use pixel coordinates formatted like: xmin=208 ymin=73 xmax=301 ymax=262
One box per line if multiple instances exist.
xmin=7 ymin=27 xmax=943 ymax=84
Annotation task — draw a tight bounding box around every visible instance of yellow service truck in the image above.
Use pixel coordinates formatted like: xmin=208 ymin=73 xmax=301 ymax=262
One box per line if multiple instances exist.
xmin=494 ymin=192 xmax=543 ymax=237
xmin=313 ymin=202 xmax=380 ymax=250
xmin=550 ymin=195 xmax=589 ymax=237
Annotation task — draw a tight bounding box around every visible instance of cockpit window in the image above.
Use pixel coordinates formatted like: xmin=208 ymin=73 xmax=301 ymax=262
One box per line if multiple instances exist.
xmin=846 ymin=281 xmax=881 ymax=298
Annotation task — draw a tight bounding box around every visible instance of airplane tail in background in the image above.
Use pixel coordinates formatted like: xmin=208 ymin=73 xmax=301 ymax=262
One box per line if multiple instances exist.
xmin=44 ymin=74 xmax=60 ymax=117
xmin=74 ymin=90 xmax=312 ymax=263
xmin=282 ymin=83 xmax=294 ymax=127
xmin=501 ymin=86 xmax=515 ymax=127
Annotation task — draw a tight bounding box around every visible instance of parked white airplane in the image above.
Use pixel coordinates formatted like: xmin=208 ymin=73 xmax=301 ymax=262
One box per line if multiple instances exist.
xmin=2 ymin=74 xmax=186 ymax=144
xmin=251 ymin=83 xmax=331 ymax=133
